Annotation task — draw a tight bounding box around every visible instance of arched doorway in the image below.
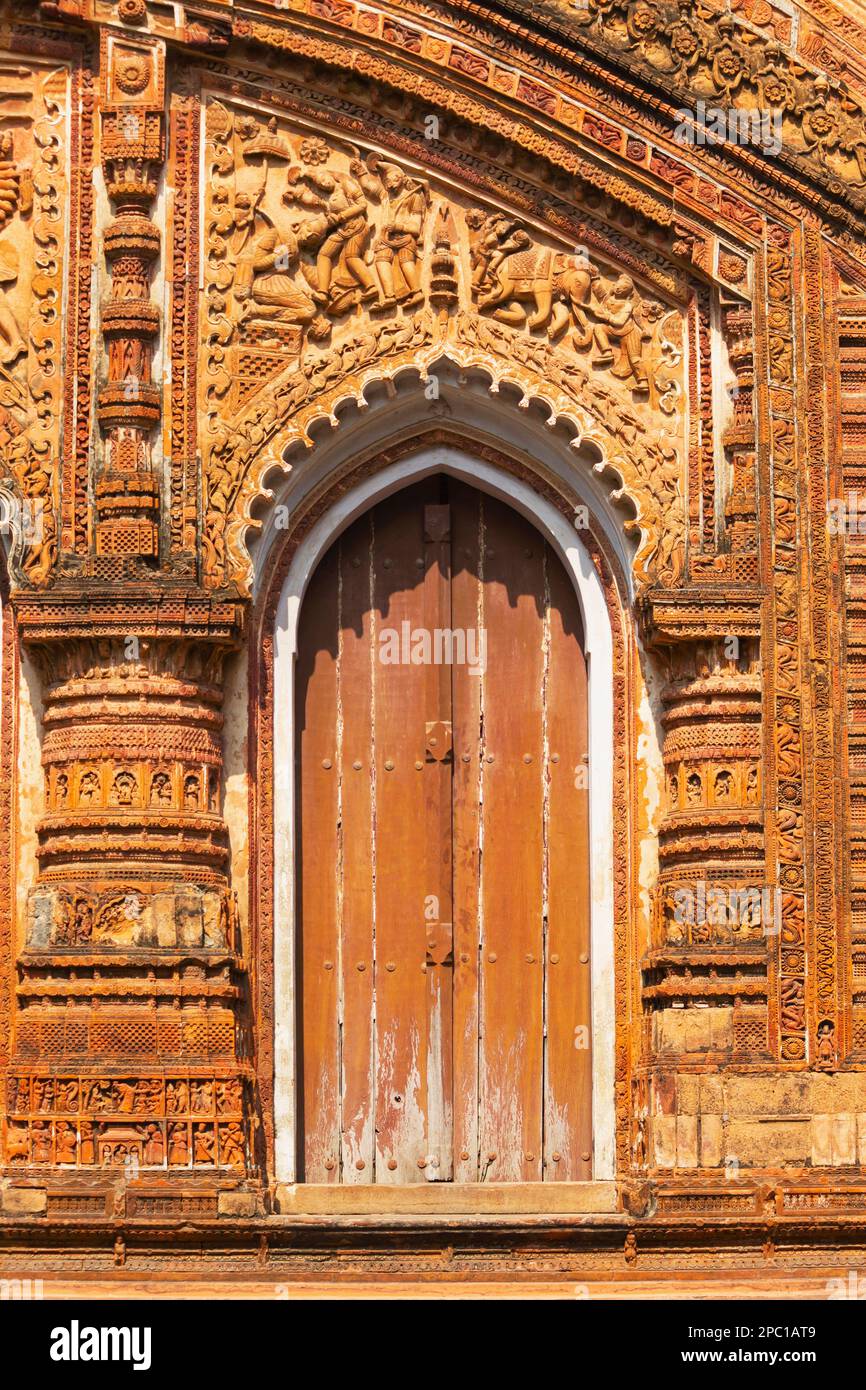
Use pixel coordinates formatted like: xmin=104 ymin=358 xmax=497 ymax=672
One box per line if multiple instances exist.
xmin=294 ymin=474 xmax=592 ymax=1184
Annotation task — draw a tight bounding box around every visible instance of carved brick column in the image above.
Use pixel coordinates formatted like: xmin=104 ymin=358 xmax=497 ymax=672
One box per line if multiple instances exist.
xmin=7 ymin=598 xmax=254 ymax=1198
xmin=644 ymin=637 xmax=768 ymax=1059
xmin=721 ymin=301 xmax=757 ymax=558
xmin=94 ymin=36 xmax=164 ymax=566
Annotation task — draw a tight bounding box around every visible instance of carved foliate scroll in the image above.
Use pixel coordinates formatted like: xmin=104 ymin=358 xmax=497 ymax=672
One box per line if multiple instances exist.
xmin=0 ymin=58 xmax=68 ymax=588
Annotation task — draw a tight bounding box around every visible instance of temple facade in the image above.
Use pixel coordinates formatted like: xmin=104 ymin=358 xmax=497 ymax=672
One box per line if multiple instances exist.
xmin=1 ymin=0 xmax=866 ymax=1286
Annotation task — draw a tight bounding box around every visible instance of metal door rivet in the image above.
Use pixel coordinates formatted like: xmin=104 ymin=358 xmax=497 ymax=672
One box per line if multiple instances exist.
xmin=580 ymin=952 xmax=589 ymax=964
xmin=385 ymin=759 xmax=394 ymax=771
xmin=552 ymin=1152 xmax=561 ymax=1163
xmin=324 ymin=960 xmax=333 ymax=971
xmin=551 ymin=753 xmax=560 ymax=763
xmin=383 ymin=557 xmax=392 ymax=568
xmin=351 ymin=557 xmax=360 ymax=568
xmin=460 ymin=952 xmax=469 ymax=964
xmin=353 ymin=760 xmax=362 ymax=770
xmin=523 ymin=754 xmax=532 ymax=763
xmin=525 ymin=953 xmax=535 ymax=963
xmin=355 ymin=1159 xmax=365 ymax=1170
xmin=525 ymin=1152 xmax=535 ymax=1162
xmin=322 ymin=758 xmax=332 ymax=769
xmin=415 ymin=760 xmax=423 ymax=770
xmin=356 ymin=961 xmax=366 ymax=972
xmin=488 ymin=952 xmax=497 ymax=963
xmin=550 ymin=953 xmax=560 ymax=964
xmin=582 ymin=1152 xmax=591 ymax=1162
xmin=486 ymin=753 xmax=494 ymax=763
xmin=324 ymin=1158 xmax=335 ymax=1170
xmin=388 ymin=1158 xmax=398 ymax=1170
xmin=386 ymin=961 xmax=396 ymax=972
xmin=460 ymin=1150 xmax=470 ymax=1161
xmin=429 ymin=736 xmax=437 ymax=746
xmin=487 ymin=1151 xmax=497 ymax=1161
xmin=415 ymin=558 xmax=424 ymax=568
xmin=462 ymin=752 xmax=470 ymax=762
xmin=417 ymin=1158 xmax=427 ymax=1169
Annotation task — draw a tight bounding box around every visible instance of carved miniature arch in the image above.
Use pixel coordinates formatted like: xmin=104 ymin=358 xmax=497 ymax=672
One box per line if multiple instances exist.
xmin=222 ymin=341 xmax=681 ymax=596
xmin=261 ymin=441 xmax=619 ymax=1186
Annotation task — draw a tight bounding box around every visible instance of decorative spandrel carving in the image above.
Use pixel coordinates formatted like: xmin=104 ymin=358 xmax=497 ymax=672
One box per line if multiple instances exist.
xmin=0 ymin=59 xmax=67 ymax=589
xmin=202 ymin=101 xmax=686 ymax=592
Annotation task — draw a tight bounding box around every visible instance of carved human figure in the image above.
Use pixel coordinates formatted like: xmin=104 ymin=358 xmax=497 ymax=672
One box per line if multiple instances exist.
xmin=714 ymin=769 xmax=735 ymax=804
xmin=590 ymin=273 xmax=652 ymax=395
xmin=816 ymin=1020 xmax=835 ymax=1067
xmin=31 ymin=1121 xmax=51 ymax=1163
xmin=183 ymin=773 xmax=200 ymax=810
xmin=55 ymin=1122 xmax=77 ymax=1164
xmin=284 ymin=166 xmax=377 ymax=312
xmin=111 ymin=769 xmax=137 ymax=807
xmin=193 ymin=1123 xmax=215 ymax=1164
xmin=216 ymin=1078 xmax=242 ymax=1115
xmin=166 ymin=1080 xmax=189 ymax=1114
xmin=219 ymin=1123 xmax=245 ymax=1169
xmin=361 ymin=158 xmax=428 ymax=311
xmin=167 ymin=1122 xmax=190 ymax=1165
xmin=233 ymin=198 xmax=320 ymax=330
xmin=55 ymin=771 xmax=69 ymax=808
xmin=143 ymin=1124 xmax=164 ymax=1165
xmin=150 ymin=770 xmax=172 ymax=806
xmin=191 ymin=1079 xmax=213 ymax=1114
xmin=686 ymin=771 xmax=702 ymax=805
xmin=78 ymin=769 xmax=101 ymax=806
xmin=0 ymin=134 xmax=26 ymax=366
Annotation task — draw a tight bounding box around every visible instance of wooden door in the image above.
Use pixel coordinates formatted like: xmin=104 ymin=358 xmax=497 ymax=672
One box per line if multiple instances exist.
xmin=295 ymin=476 xmax=592 ymax=1184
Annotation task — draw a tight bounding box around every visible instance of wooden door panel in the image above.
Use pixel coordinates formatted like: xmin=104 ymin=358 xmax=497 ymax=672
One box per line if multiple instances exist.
xmin=372 ymin=482 xmax=438 ymax=1182
xmin=339 ymin=518 xmax=377 ymax=1182
xmin=296 ymin=475 xmax=593 ymax=1186
xmin=477 ymin=495 xmax=546 ymax=1183
xmin=450 ymin=481 xmax=483 ymax=1182
xmin=296 ymin=544 xmax=341 ymax=1182
xmin=545 ymin=556 xmax=593 ymax=1180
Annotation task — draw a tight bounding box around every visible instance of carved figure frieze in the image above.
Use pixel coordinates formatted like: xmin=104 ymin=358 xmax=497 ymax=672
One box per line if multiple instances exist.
xmin=202 ymin=101 xmax=686 ymax=591
xmin=5 ymin=1071 xmax=249 ymax=1170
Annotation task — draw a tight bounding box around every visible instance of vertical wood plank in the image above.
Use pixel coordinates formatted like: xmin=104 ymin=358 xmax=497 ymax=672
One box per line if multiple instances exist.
xmin=477 ymin=495 xmax=546 ymax=1182
xmin=296 ymin=544 xmax=341 ymax=1182
xmin=373 ymin=481 xmax=436 ymax=1182
xmin=545 ymin=551 xmax=593 ymax=1180
xmin=338 ymin=518 xmax=376 ymax=1182
xmin=450 ymin=481 xmax=483 ymax=1182
xmin=422 ymin=500 xmax=454 ymax=1180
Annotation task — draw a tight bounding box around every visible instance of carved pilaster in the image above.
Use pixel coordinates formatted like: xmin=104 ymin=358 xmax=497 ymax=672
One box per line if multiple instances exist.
xmin=9 ymin=596 xmax=255 ymax=1185
xmin=643 ymin=637 xmax=769 ymax=1059
xmin=94 ymin=34 xmax=165 ymax=567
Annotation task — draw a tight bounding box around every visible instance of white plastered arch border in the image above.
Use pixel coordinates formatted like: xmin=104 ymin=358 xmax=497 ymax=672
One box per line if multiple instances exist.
xmin=269 ymin=443 xmax=617 ymax=1185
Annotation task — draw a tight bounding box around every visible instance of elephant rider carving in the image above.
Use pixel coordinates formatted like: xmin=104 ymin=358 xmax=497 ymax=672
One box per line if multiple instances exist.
xmin=467 ymin=212 xmax=653 ymax=397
